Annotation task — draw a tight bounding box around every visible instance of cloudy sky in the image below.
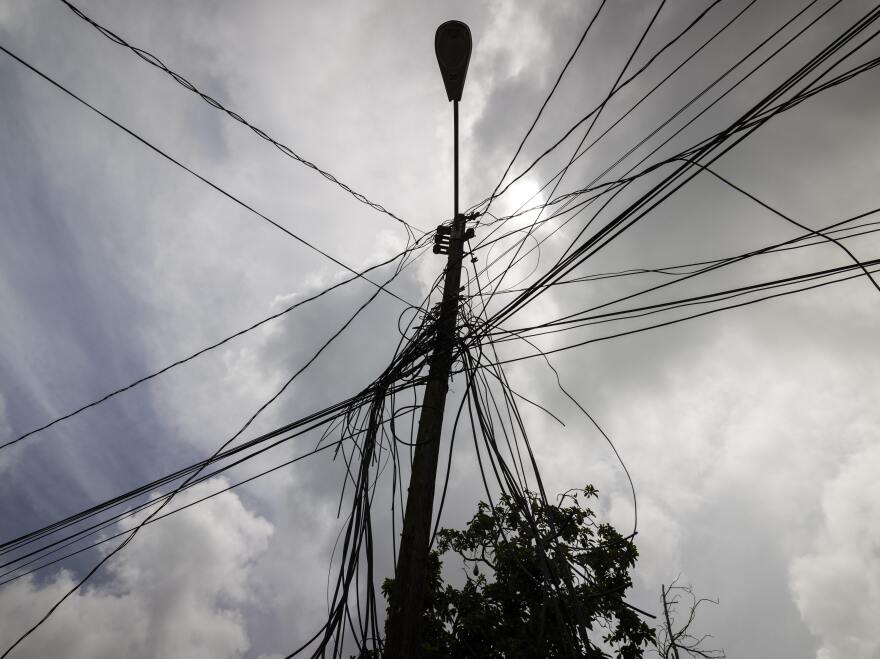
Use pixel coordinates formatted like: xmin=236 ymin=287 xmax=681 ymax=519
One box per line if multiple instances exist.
xmin=1 ymin=0 xmax=879 ymax=657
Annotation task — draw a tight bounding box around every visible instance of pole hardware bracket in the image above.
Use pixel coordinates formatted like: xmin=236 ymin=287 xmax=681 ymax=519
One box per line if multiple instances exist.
xmin=432 ymin=224 xmax=453 ymax=254
xmin=433 ymin=215 xmax=476 ymax=255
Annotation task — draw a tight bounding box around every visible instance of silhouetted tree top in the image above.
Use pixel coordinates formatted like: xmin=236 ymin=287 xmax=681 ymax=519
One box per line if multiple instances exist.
xmin=379 ymin=486 xmax=655 ymax=658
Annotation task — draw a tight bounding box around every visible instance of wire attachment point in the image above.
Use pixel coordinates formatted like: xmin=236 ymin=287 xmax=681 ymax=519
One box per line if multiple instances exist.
xmin=433 ymin=224 xmax=453 ymax=254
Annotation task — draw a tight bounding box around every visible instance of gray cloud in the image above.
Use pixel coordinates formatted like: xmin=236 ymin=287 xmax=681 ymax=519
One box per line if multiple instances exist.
xmin=790 ymin=442 xmax=880 ymax=659
xmin=2 ymin=0 xmax=880 ymax=657
xmin=0 ymin=478 xmax=273 ymax=658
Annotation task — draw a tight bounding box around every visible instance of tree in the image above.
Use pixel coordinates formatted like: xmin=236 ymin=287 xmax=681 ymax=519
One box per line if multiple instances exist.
xmin=380 ymin=486 xmax=655 ymax=658
xmin=656 ymin=579 xmax=725 ymax=659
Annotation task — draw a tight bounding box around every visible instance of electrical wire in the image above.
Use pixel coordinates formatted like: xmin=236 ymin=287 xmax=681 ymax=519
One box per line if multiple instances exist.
xmin=57 ymin=0 xmax=421 ymax=239
xmin=0 ymin=246 xmax=425 ymax=453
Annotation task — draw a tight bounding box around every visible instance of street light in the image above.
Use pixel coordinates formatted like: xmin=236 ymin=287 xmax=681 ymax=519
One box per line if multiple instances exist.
xmin=435 ymin=20 xmax=472 ymax=217
xmin=435 ymin=20 xmax=472 ymax=103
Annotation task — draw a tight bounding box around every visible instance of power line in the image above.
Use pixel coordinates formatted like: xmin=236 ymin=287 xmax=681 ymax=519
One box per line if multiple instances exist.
xmin=1 ymin=271 xmax=446 ymax=562
xmin=0 ymin=375 xmax=427 ymax=564
xmin=478 ymin=0 xmax=609 ymax=221
xmin=57 ymin=0 xmax=421 ymax=238
xmin=474 ymin=0 xmax=831 ymax=267
xmin=471 ymin=0 xmax=730 ymax=217
xmin=495 ymin=257 xmax=880 ymax=340
xmin=477 ymin=0 xmax=831 ymax=247
xmin=0 ymin=256 xmax=413 ymax=658
xmin=488 ymin=214 xmax=880 ymax=295
xmin=684 ymin=159 xmax=880 ymax=295
xmin=6 ymin=4 xmax=880 ymax=657
xmin=475 ymin=0 xmax=761 ymax=243
xmin=0 ymin=40 xmax=433 ymax=456
xmin=0 ymin=404 xmax=425 ymax=587
xmin=478 ymin=257 xmax=880 ymax=369
xmin=494 ymin=184 xmax=880 ymax=336
xmin=0 ymin=248 xmax=422 ymax=453
xmin=477 ymin=2 xmax=880 ymax=335
xmin=0 ymin=42 xmax=419 ymax=308
xmin=478 ymin=0 xmax=669 ymax=315
xmin=1 ymin=237 xmax=446 ymax=656
xmin=464 ymin=0 xmax=772 ymax=321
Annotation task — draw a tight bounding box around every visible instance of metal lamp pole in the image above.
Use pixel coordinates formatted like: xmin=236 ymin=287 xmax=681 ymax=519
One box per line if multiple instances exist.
xmin=383 ymin=20 xmax=472 ymax=659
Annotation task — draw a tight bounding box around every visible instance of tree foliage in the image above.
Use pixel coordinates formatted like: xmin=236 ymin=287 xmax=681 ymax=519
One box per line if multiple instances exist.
xmin=381 ymin=486 xmax=655 ymax=658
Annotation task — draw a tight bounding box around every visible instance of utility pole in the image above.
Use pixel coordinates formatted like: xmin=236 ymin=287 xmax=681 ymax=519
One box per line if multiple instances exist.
xmin=384 ymin=20 xmax=473 ymax=659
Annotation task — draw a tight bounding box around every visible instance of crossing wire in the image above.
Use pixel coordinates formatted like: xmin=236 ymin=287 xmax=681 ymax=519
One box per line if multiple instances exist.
xmin=0 ymin=256 xmax=414 ymax=659
xmin=58 ymin=0 xmax=421 ymax=238
xmin=0 ymin=43 xmax=419 ymax=308
xmin=6 ymin=3 xmax=880 ymax=657
xmin=0 ymin=247 xmax=423 ymax=453
xmin=477 ymin=3 xmax=880 ymax=336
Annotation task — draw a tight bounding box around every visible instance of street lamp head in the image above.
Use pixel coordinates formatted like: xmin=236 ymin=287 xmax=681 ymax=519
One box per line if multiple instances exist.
xmin=435 ymin=20 xmax=472 ymax=102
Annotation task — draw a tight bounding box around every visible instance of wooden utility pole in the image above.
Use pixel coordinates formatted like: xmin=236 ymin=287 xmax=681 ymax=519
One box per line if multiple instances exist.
xmin=384 ymin=20 xmax=472 ymax=659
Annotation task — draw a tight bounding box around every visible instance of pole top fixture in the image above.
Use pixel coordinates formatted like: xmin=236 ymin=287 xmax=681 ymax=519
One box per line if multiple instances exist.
xmin=435 ymin=20 xmax=472 ymax=102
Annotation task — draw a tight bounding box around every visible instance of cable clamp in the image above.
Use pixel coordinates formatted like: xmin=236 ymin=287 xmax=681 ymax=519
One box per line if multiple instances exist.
xmin=433 ymin=224 xmax=452 ymax=254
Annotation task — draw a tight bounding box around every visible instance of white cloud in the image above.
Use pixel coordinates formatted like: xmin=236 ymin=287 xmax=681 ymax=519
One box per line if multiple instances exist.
xmin=790 ymin=442 xmax=880 ymax=659
xmin=0 ymin=479 xmax=273 ymax=659
xmin=3 ymin=1 xmax=880 ymax=657
xmin=0 ymin=2 xmax=27 ymax=31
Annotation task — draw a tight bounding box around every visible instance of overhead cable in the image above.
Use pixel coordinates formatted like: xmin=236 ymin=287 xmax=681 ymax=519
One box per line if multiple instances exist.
xmin=58 ymin=0 xmax=420 ymax=238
